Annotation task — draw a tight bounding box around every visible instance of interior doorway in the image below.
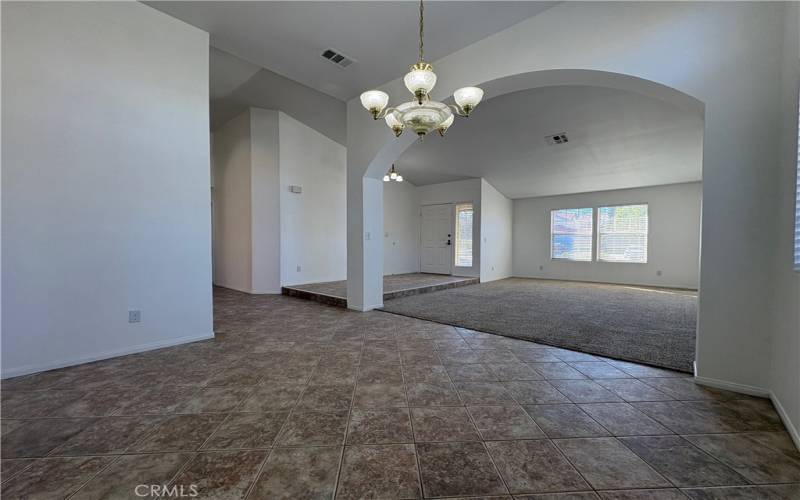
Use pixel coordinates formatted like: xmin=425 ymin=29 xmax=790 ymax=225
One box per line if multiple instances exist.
xmin=420 ymin=203 xmax=453 ymax=274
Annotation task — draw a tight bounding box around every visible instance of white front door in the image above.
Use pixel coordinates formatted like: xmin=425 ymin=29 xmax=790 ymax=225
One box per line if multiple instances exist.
xmin=420 ymin=204 xmax=453 ymax=274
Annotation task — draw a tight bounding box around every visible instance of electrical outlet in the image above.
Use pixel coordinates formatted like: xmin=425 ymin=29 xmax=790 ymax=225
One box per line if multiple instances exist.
xmin=128 ymin=310 xmax=141 ymax=323
xmin=657 ymin=270 xmax=663 ymax=276
xmin=539 ymin=265 xmax=544 ymax=271
xmin=297 ymin=265 xmax=302 ymax=272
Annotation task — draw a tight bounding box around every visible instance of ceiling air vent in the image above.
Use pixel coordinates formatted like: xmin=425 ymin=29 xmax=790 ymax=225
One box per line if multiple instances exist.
xmin=321 ymin=48 xmax=355 ymax=68
xmin=545 ymin=133 xmax=569 ymax=145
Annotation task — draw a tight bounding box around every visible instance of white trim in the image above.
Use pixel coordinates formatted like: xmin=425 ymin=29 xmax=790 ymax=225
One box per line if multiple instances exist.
xmin=348 ymin=302 xmax=384 ymax=312
xmin=695 ymin=375 xmax=800 ymax=450
xmin=770 ymin=390 xmax=800 ymax=451
xmin=1 ymin=332 xmax=215 ymax=379
xmin=693 ymin=375 xmax=770 ymax=397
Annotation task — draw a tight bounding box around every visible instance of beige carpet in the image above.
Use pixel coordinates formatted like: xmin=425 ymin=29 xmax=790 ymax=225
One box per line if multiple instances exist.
xmin=381 ymin=278 xmax=697 ymax=372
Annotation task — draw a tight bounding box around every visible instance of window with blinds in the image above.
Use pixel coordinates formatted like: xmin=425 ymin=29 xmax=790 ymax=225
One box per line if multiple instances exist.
xmin=598 ymin=204 xmax=649 ymax=263
xmin=551 ymin=208 xmax=593 ymax=261
xmin=794 ymin=95 xmax=800 ymax=270
xmin=455 ymin=203 xmax=473 ymax=267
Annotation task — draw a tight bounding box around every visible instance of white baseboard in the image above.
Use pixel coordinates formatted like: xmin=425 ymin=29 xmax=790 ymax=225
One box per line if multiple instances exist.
xmin=1 ymin=332 xmax=215 ymax=379
xmin=348 ymin=302 xmax=383 ymax=312
xmin=695 ymin=375 xmax=800 ymax=451
xmin=693 ymin=375 xmax=770 ymax=397
xmin=770 ymin=390 xmax=800 ymax=451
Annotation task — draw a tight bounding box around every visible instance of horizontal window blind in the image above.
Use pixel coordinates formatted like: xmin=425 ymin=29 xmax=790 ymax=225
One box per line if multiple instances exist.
xmin=551 ymin=208 xmax=593 ymax=261
xmin=795 ymin=96 xmax=800 ymax=270
xmin=455 ymin=203 xmax=473 ymax=267
xmin=598 ymin=204 xmax=648 ymax=263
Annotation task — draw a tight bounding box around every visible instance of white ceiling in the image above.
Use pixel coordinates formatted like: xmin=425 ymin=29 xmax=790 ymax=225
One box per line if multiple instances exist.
xmin=395 ymin=85 xmax=704 ymax=198
xmin=146 ymin=1 xmax=557 ymax=100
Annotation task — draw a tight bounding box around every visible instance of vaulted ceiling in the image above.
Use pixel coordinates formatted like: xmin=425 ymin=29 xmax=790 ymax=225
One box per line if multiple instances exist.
xmin=146 ymin=1 xmax=557 ymax=100
xmin=395 ymin=85 xmax=704 ymax=198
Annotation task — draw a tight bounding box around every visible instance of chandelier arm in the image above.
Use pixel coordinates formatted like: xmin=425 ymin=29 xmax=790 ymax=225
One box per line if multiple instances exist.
xmin=372 ymin=106 xmax=398 ymax=120
xmin=447 ymin=104 xmax=470 ymax=117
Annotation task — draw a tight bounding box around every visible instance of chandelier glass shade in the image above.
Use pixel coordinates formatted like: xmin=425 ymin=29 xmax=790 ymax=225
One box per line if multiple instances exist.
xmin=359 ymin=0 xmax=483 ymax=139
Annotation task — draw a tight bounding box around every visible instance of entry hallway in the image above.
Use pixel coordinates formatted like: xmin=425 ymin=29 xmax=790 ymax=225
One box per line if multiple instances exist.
xmin=2 ymin=289 xmax=799 ymax=499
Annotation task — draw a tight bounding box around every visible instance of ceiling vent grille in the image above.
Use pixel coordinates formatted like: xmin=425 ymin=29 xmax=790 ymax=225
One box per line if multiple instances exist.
xmin=545 ymin=133 xmax=569 ymax=145
xmin=321 ymin=48 xmax=355 ymax=68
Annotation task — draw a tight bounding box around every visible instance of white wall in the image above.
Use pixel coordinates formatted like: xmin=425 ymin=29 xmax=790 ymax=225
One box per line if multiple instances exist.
xmin=383 ymin=181 xmax=420 ymax=275
xmin=1 ymin=2 xmax=213 ymax=377
xmin=480 ymin=180 xmax=513 ymax=282
xmin=769 ymin=2 xmax=800 ymax=446
xmin=212 ymin=108 xmax=347 ymax=291
xmin=211 ymin=48 xmax=347 ymax=146
xmin=212 ymin=111 xmax=253 ymax=292
xmin=513 ymin=183 xmax=701 ymax=289
xmin=250 ymin=109 xmax=282 ymax=293
xmin=345 ymin=2 xmax=788 ymax=407
xmin=279 ymin=113 xmax=347 ymax=286
xmin=417 ymin=179 xmax=482 ymax=278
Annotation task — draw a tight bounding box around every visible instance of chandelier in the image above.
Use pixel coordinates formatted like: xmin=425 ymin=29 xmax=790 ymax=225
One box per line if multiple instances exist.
xmin=359 ymin=0 xmax=484 ymax=139
xmin=383 ymin=165 xmax=403 ymax=183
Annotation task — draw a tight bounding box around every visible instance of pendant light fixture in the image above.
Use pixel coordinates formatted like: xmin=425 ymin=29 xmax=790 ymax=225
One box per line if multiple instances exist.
xmin=359 ymin=0 xmax=484 ymax=139
xmin=383 ymin=165 xmax=404 ymax=183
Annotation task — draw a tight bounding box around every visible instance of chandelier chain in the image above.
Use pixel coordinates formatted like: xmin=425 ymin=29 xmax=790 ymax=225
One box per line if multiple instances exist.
xmin=419 ymin=0 xmax=424 ymax=62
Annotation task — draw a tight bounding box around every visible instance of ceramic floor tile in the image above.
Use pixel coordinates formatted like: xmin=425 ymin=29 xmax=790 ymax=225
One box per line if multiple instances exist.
xmin=203 ymin=412 xmax=288 ymax=450
xmin=249 ymin=446 xmax=341 ymax=499
xmin=169 ymin=450 xmax=267 ymax=500
xmin=486 ymin=439 xmax=589 ymax=494
xmin=684 ymin=433 xmax=800 ymax=484
xmin=487 ymin=363 xmax=543 ymax=381
xmin=275 ymin=410 xmax=348 ymax=446
xmin=555 ymin=437 xmax=670 ymax=490
xmin=1 ymin=456 xmax=113 ymax=499
xmin=411 ymin=406 xmax=482 ymax=442
xmin=598 ymin=490 xmax=688 ymax=500
xmin=530 ymin=363 xmax=588 ymax=380
xmin=238 ymin=383 xmax=306 ymax=412
xmin=354 ymin=382 xmax=407 ymax=407
xmin=454 ymin=382 xmax=517 ymax=405
xmin=523 ymin=405 xmax=610 ymax=438
xmin=0 ymin=458 xmax=35 ymax=484
xmin=131 ymin=414 xmax=225 ymax=452
xmin=54 ymin=416 xmax=161 ymax=456
xmin=619 ymin=435 xmax=748 ymax=487
xmin=468 ymin=405 xmax=546 ymax=440
xmin=175 ymin=386 xmax=254 ymax=413
xmin=446 ymin=364 xmax=499 ymax=382
xmin=595 ymin=379 xmax=673 ymax=402
xmin=579 ymin=403 xmax=671 ymax=436
xmin=416 ymin=441 xmax=508 ymax=497
xmin=681 ymin=484 xmax=800 ymax=499
xmin=346 ymin=408 xmax=413 ymax=445
xmin=71 ymin=452 xmax=192 ymax=499
xmin=505 ymin=381 xmax=571 ymax=404
xmin=295 ymin=383 xmax=354 ymax=411
xmin=632 ymin=401 xmax=737 ymax=434
xmin=569 ymin=362 xmax=632 ymax=379
xmin=1 ymin=418 xmax=91 ymax=458
xmin=406 ymin=382 xmax=462 ymax=407
xmin=336 ymin=444 xmax=421 ymax=499
xmin=549 ymin=380 xmax=624 ymax=403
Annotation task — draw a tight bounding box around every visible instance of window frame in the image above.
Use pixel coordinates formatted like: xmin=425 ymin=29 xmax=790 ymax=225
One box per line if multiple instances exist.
xmin=454 ymin=202 xmax=474 ymax=268
xmin=549 ymin=207 xmax=594 ymax=262
xmin=596 ymin=202 xmax=650 ymax=264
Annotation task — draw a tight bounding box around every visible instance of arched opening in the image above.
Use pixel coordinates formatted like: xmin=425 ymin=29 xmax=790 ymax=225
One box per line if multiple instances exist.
xmin=357 ymin=69 xmax=704 ymax=372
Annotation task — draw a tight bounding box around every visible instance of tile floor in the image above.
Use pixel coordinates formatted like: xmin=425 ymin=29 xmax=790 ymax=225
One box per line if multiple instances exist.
xmin=1 ymin=287 xmax=799 ymax=499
